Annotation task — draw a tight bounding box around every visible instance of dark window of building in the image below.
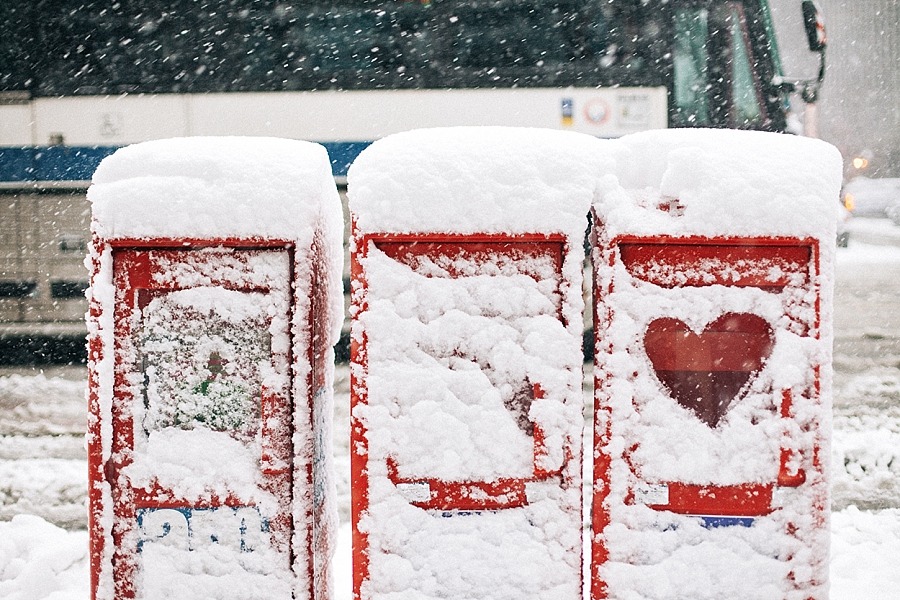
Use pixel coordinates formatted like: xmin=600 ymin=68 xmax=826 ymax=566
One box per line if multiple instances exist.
xmin=50 ymin=280 xmax=88 ymax=299
xmin=0 ymin=280 xmax=37 ymax=297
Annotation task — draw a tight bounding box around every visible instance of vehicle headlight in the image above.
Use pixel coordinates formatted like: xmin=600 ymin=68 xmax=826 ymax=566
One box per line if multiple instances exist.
xmin=843 ymin=193 xmax=855 ymax=212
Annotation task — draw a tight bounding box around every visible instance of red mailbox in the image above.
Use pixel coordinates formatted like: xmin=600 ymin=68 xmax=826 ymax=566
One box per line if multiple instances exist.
xmin=347 ymin=128 xmax=603 ymax=600
xmin=86 ymin=138 xmax=343 ymax=600
xmin=589 ymin=130 xmax=842 ymax=600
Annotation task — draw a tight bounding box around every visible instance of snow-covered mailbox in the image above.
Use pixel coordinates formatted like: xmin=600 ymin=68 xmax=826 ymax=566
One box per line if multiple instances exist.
xmin=589 ymin=129 xmax=842 ymax=600
xmin=86 ymin=137 xmax=343 ymax=600
xmin=348 ymin=128 xmax=604 ymax=600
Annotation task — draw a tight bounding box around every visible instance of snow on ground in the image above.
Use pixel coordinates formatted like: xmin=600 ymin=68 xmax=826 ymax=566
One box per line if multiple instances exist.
xmin=831 ymin=507 xmax=900 ymax=598
xmin=2 ymin=235 xmax=900 ymax=598
xmin=839 ymin=219 xmax=900 ymax=261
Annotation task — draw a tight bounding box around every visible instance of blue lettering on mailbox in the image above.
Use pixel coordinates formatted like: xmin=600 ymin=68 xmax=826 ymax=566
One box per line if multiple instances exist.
xmin=439 ymin=511 xmax=486 ymax=518
xmin=137 ymin=506 xmax=270 ymax=553
xmin=700 ymin=516 xmax=756 ymax=528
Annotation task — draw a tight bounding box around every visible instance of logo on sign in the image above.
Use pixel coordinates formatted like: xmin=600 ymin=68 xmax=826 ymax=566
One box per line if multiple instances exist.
xmin=583 ymin=98 xmax=611 ymax=126
xmin=99 ymin=112 xmax=123 ymax=138
xmin=561 ymin=98 xmax=574 ymax=127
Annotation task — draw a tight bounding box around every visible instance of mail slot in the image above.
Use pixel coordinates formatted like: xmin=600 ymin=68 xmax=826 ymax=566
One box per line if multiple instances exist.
xmin=589 ymin=129 xmax=842 ymax=600
xmin=86 ymin=137 xmax=343 ymax=600
xmin=348 ymin=127 xmax=604 ymax=600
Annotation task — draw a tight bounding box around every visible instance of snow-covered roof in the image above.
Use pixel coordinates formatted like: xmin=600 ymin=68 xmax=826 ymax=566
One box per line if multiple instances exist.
xmin=348 ymin=126 xmax=613 ymax=236
xmin=89 ymin=136 xmax=338 ymax=241
xmin=598 ymin=128 xmax=844 ymax=240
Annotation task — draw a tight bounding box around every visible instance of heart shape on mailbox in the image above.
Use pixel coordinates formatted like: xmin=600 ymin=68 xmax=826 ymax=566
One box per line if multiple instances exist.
xmin=643 ymin=313 xmax=775 ymax=428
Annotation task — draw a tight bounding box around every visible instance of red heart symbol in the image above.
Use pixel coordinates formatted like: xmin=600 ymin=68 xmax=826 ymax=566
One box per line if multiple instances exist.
xmin=644 ymin=313 xmax=774 ymax=428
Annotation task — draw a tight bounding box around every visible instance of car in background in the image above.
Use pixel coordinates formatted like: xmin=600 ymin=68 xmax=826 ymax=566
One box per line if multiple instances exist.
xmin=887 ymin=205 xmax=900 ymax=226
xmin=842 ymin=177 xmax=900 ymax=218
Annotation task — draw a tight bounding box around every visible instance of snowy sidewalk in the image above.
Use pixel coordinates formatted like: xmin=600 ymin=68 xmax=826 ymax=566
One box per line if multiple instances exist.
xmin=2 ymin=509 xmax=899 ymax=599
xmin=846 ymin=217 xmax=900 ymax=248
xmin=2 ymin=365 xmax=900 ymax=599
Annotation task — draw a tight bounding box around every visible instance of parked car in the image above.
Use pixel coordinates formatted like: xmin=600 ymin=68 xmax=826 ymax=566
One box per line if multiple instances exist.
xmin=842 ymin=177 xmax=900 ymax=218
xmin=885 ymin=196 xmax=900 ymax=226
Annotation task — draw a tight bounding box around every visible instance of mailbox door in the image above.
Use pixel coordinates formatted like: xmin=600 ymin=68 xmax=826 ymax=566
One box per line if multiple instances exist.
xmin=352 ymin=235 xmax=582 ymax=600
xmin=110 ymin=247 xmax=295 ymax=599
xmin=592 ymin=236 xmax=826 ymax=599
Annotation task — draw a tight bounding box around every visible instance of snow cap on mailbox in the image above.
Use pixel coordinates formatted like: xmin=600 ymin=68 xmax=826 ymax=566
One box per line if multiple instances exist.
xmin=595 ymin=128 xmax=843 ymax=240
xmin=90 ymin=136 xmax=340 ymax=244
xmin=349 ymin=126 xmax=610 ymax=240
xmin=89 ymin=136 xmax=344 ymax=342
xmin=86 ymin=137 xmax=343 ymax=600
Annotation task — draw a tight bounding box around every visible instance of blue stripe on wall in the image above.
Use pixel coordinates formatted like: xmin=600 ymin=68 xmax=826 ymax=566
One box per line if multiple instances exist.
xmin=0 ymin=146 xmax=118 ymax=182
xmin=322 ymin=141 xmax=371 ymax=179
xmin=0 ymin=142 xmax=371 ymax=183
xmin=0 ymin=148 xmax=34 ymax=182
xmin=35 ymin=146 xmax=119 ymax=181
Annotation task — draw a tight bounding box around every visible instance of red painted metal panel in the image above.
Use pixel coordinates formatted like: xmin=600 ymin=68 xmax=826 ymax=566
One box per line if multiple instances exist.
xmin=351 ymin=231 xmax=576 ymax=600
xmin=644 ymin=482 xmax=775 ymax=517
xmin=618 ymin=238 xmax=812 ymax=290
xmin=86 ymin=239 xmax=107 ymax=600
xmin=591 ymin=234 xmax=823 ymax=600
xmin=309 ymin=231 xmax=334 ymax=600
xmin=110 ymin=248 xmax=294 ymax=598
xmin=88 ymin=242 xmax=325 ymax=600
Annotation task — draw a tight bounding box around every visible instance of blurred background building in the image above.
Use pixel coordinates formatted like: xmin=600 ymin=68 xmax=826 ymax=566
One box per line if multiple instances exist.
xmin=1 ymin=1 xmax=897 ymax=177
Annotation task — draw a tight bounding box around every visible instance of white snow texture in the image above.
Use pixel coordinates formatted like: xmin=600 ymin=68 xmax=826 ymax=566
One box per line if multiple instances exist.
xmin=70 ymin=129 xmax=842 ymax=600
